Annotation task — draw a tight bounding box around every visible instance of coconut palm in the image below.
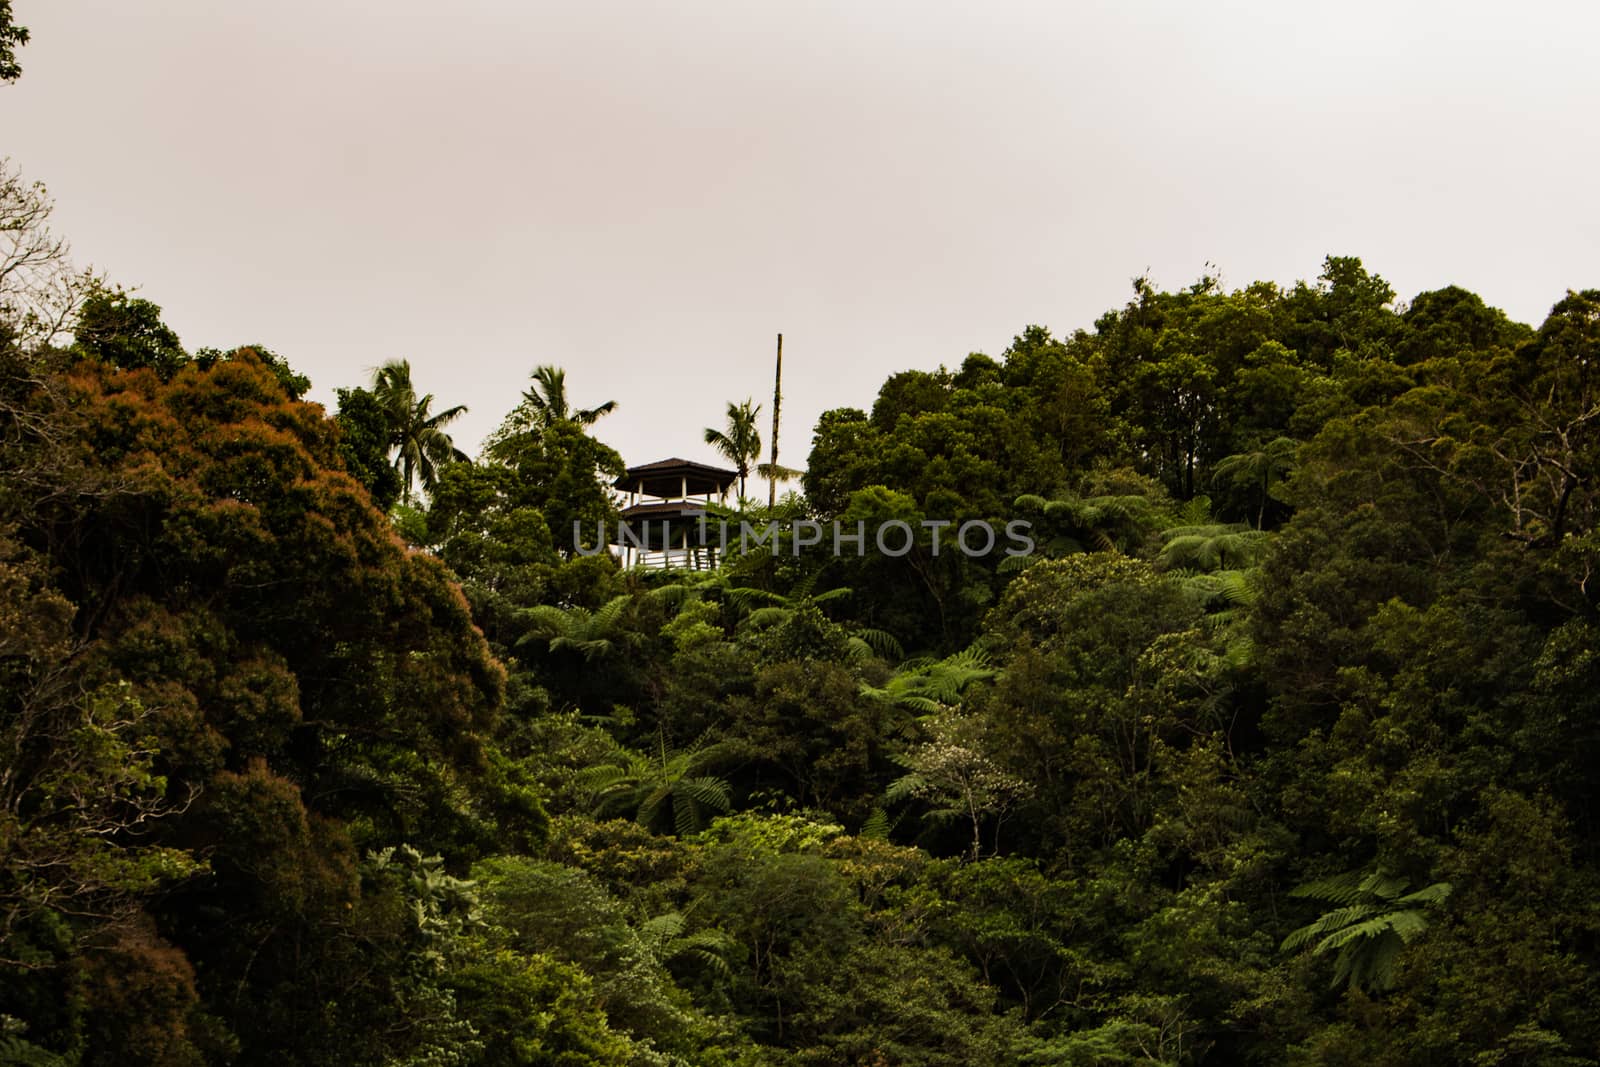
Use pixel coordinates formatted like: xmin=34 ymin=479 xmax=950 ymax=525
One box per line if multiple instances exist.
xmin=703 ymin=399 xmax=762 ymax=501
xmin=371 ymin=358 xmax=468 ymax=504
xmin=518 ymin=364 xmax=617 ymax=430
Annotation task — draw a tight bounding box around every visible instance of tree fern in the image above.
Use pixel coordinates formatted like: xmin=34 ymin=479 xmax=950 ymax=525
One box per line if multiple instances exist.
xmin=639 ymin=911 xmax=737 ymax=979
xmin=1013 ymin=491 xmax=1158 ymax=557
xmin=1158 ymin=524 xmax=1272 ymax=572
xmin=516 ymin=594 xmax=637 ymax=661
xmin=859 ymin=646 xmax=995 ymax=714
xmin=1280 ymin=867 xmax=1452 ymax=993
xmin=847 ymin=628 xmax=906 ymax=663
xmin=578 ymin=735 xmax=738 ymax=837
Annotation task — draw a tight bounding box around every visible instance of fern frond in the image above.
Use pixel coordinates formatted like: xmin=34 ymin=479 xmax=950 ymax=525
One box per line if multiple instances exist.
xmin=1315 ymin=912 xmax=1411 ymax=953
xmin=854 ymin=628 xmax=904 ymax=661
xmin=1396 ymin=882 xmax=1453 ymax=907
xmin=1333 ymin=930 xmax=1402 ymax=991
xmin=1288 ymin=870 xmax=1368 ymax=905
xmin=725 ymin=586 xmax=783 ymax=613
xmin=640 ymin=911 xmax=686 ymax=945
xmin=591 ymin=594 xmax=633 ymax=632
xmin=860 ymin=808 xmax=891 ymax=840
xmin=884 ymin=772 xmax=927 ymax=805
xmin=515 ymin=605 xmax=576 ymax=645
xmin=671 ymin=796 xmax=699 ymax=837
xmin=648 ymin=584 xmax=693 ymax=610
xmin=1216 ymin=569 xmax=1258 ymax=608
xmin=997 ymin=553 xmax=1036 ymax=574
xmin=1357 ymin=870 xmax=1410 ymax=900
xmin=743 ymin=606 xmax=791 ymax=628
xmin=676 ymin=776 xmax=732 ymax=813
xmin=1280 ymin=904 xmax=1382 ymax=951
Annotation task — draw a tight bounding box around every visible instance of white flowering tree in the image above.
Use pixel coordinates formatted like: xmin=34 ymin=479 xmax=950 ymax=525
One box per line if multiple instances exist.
xmin=887 ymin=709 xmax=1033 ymax=860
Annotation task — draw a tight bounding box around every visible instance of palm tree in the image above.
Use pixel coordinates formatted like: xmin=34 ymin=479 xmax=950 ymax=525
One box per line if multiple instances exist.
xmin=756 ymin=460 xmax=802 ymax=503
xmin=371 ymin=359 xmax=468 ymax=504
xmin=703 ymin=399 xmax=762 ymax=501
xmin=485 ymin=364 xmax=618 ymax=464
xmin=1280 ymin=868 xmax=1452 ymax=993
xmin=519 ymin=365 xmax=617 ymax=430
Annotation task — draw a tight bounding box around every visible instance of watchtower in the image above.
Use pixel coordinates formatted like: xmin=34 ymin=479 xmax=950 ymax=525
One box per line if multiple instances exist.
xmin=610 ymin=458 xmax=738 ymax=569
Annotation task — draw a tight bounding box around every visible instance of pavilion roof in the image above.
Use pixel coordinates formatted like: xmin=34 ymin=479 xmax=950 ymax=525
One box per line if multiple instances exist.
xmin=614 ymin=457 xmax=738 ymax=497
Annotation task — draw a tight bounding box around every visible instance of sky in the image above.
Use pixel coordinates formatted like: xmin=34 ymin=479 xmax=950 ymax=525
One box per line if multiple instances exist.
xmin=5 ymin=1 xmax=1599 ymax=481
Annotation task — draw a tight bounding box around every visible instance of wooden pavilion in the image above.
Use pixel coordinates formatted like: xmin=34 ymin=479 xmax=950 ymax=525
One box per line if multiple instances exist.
xmin=611 ymin=458 xmax=738 ymax=569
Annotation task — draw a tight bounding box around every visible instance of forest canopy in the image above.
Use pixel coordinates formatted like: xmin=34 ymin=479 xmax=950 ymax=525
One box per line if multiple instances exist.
xmin=4 ymin=157 xmax=1600 ymax=1065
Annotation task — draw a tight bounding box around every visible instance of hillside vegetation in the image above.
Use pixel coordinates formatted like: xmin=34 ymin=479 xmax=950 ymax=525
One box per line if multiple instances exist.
xmin=5 ymin=167 xmax=1600 ymax=1064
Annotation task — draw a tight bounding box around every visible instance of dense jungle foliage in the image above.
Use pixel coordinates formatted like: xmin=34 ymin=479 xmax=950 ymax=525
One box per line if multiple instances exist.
xmin=5 ymin=151 xmax=1600 ymax=1065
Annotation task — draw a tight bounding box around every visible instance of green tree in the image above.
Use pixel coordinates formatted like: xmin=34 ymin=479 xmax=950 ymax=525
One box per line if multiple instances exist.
xmin=500 ymin=364 xmax=616 ymax=436
xmin=0 ymin=1 xmax=27 ymax=83
xmin=3 ymin=351 xmax=506 ymax=1062
xmin=72 ymin=285 xmax=187 ymax=379
xmin=466 ymin=365 xmax=624 ymax=563
xmin=888 ymin=708 xmax=1033 ymax=860
xmin=371 ymin=357 xmax=468 ymax=503
xmin=704 ymin=398 xmax=762 ymax=501
xmin=333 ymin=386 xmax=404 ymax=511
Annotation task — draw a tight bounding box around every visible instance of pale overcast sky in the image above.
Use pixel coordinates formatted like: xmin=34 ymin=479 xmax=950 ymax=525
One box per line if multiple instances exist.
xmin=5 ymin=1 xmax=1598 ymax=474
